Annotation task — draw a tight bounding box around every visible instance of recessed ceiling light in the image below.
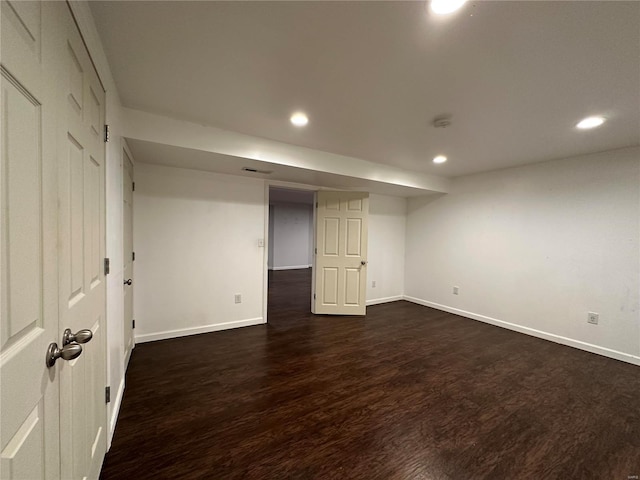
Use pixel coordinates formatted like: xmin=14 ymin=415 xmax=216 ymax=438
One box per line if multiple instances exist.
xmin=433 ymin=155 xmax=447 ymax=164
xmin=431 ymin=0 xmax=467 ymax=15
xmin=290 ymin=112 xmax=309 ymax=127
xmin=576 ymin=116 xmax=606 ymax=130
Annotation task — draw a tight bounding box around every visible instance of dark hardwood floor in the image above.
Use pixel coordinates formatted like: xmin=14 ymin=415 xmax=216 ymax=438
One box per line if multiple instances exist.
xmin=101 ymin=268 xmax=640 ymax=479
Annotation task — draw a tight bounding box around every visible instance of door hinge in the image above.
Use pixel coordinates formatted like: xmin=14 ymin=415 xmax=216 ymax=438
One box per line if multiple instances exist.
xmin=315 ymin=248 xmax=317 ymax=254
xmin=132 ymin=319 xmax=135 ymax=329
xmin=313 ymin=293 xmax=316 ymax=300
xmin=104 ymin=257 xmax=110 ymax=275
xmin=132 ymin=251 xmax=135 ymax=261
xmin=105 ymin=386 xmax=111 ymax=404
xmin=315 ymin=202 xmax=318 ymax=208
xmin=132 ymin=181 xmax=135 ymax=192
xmin=104 ymin=124 xmax=110 ymax=143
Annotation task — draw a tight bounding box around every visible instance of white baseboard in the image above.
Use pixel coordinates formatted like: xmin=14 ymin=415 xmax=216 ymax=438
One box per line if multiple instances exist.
xmin=272 ymin=265 xmax=312 ymax=271
xmin=403 ymin=295 xmax=640 ymax=367
xmin=366 ymin=295 xmax=403 ymax=306
xmin=107 ymin=376 xmax=125 ymax=450
xmin=124 ymin=344 xmax=133 ymax=369
xmin=134 ymin=317 xmax=265 ymax=343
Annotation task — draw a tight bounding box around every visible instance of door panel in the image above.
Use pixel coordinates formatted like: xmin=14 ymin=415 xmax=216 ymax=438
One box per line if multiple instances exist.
xmin=4 ymin=77 xmax=42 ymax=337
xmin=1 ymin=403 xmax=44 ymax=479
xmin=345 ymin=218 xmax=362 ymax=256
xmin=344 ymin=268 xmax=361 ymax=305
xmin=323 ymin=217 xmax=339 ymax=255
xmin=1 ymin=1 xmax=60 ymax=479
xmin=322 ymin=267 xmax=339 ymax=305
xmin=314 ymin=192 xmax=369 ymax=315
xmin=57 ymin=7 xmax=107 ymax=480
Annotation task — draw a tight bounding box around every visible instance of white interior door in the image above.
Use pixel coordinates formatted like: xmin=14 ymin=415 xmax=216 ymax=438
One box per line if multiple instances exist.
xmin=56 ymin=6 xmax=107 ymax=480
xmin=314 ymin=191 xmax=369 ymax=315
xmin=123 ymin=148 xmax=134 ymax=360
xmin=1 ymin=2 xmax=61 ymax=478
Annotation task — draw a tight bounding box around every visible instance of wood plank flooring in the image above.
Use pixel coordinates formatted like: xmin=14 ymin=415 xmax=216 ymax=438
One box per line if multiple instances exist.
xmin=100 ymin=268 xmax=640 ymax=479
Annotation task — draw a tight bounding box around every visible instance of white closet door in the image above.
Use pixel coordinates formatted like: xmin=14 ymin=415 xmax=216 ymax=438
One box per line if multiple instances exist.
xmin=56 ymin=6 xmax=107 ymax=479
xmin=1 ymin=2 xmax=61 ymax=479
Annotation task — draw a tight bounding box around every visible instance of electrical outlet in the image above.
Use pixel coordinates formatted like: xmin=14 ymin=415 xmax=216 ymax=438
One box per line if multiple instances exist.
xmin=587 ymin=312 xmax=599 ymax=324
xmin=372 ymin=280 xmax=376 ymax=288
xmin=234 ymin=294 xmax=242 ymax=304
xmin=453 ymin=286 xmax=459 ymax=295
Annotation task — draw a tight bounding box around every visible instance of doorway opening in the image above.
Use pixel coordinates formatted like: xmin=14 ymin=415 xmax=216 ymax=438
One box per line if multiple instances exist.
xmin=267 ymin=187 xmax=315 ymax=325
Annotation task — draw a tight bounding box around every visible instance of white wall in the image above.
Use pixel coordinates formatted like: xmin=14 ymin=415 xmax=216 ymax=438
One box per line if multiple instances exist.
xmin=133 ymin=163 xmax=267 ymax=342
xmin=366 ymin=194 xmax=407 ymax=304
xmin=270 ymin=203 xmax=313 ymax=270
xmin=405 ymin=147 xmax=640 ymax=364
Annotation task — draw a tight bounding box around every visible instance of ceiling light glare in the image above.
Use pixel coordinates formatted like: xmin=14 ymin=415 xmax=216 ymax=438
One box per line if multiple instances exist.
xmin=431 ymin=0 xmax=467 ymax=15
xmin=576 ymin=116 xmax=606 ymax=130
xmin=433 ymin=155 xmax=447 ymax=164
xmin=290 ymin=112 xmax=309 ymax=127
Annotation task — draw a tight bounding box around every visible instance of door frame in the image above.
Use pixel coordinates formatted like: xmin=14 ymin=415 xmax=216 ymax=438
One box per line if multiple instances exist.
xmin=121 ymin=139 xmax=135 ymax=367
xmin=263 ymin=181 xmax=318 ymax=323
xmin=263 ymin=182 xmax=370 ymax=322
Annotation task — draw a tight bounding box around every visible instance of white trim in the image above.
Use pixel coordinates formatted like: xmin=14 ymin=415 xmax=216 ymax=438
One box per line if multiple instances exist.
xmin=311 ymin=191 xmax=318 ymax=314
xmin=263 ymin=182 xmax=269 ymax=325
xmin=107 ymin=376 xmax=125 ymax=449
xmin=124 ymin=341 xmax=133 ymax=369
xmin=403 ymin=296 xmax=640 ymax=366
xmin=134 ymin=317 xmax=265 ymax=343
xmin=366 ymin=295 xmax=403 ymax=306
xmin=272 ymin=265 xmax=312 ymax=271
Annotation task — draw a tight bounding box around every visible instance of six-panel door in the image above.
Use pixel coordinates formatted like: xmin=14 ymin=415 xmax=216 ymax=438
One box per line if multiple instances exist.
xmin=1 ymin=2 xmax=108 ymax=479
xmin=1 ymin=2 xmax=61 ymax=478
xmin=314 ymin=192 xmax=369 ymax=315
xmin=57 ymin=8 xmax=107 ymax=480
